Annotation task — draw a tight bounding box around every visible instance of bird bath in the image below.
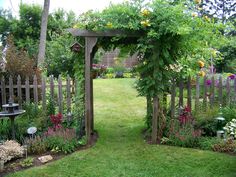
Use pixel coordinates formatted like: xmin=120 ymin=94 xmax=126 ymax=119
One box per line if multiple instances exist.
xmin=0 ymin=98 xmax=25 ymax=139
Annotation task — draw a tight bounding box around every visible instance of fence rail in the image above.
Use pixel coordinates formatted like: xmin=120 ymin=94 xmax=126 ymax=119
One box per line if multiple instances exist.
xmin=0 ymin=75 xmax=75 ymax=115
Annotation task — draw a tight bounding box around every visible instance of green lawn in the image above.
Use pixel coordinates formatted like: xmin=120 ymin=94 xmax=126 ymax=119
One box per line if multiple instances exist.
xmin=9 ymin=79 xmax=236 ymax=177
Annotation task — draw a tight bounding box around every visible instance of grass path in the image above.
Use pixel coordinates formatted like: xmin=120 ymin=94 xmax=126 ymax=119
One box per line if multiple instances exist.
xmin=9 ymin=79 xmax=236 ymax=177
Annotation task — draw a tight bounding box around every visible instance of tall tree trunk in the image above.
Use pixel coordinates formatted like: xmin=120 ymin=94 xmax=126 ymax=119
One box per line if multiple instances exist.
xmin=37 ymin=0 xmax=50 ymax=67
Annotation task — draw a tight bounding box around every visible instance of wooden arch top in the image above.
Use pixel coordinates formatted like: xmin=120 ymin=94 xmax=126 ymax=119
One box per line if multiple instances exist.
xmin=67 ymin=28 xmax=141 ymax=37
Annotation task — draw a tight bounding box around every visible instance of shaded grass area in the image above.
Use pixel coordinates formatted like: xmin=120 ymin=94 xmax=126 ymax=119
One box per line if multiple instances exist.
xmin=8 ymin=79 xmax=236 ymax=177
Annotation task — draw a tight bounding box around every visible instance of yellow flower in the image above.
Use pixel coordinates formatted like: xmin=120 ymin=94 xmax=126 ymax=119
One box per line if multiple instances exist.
xmin=192 ymin=13 xmax=198 ymax=17
xmin=194 ymin=0 xmax=201 ymax=4
xmin=198 ymin=7 xmax=203 ymax=11
xmin=73 ymin=24 xmax=78 ymax=28
xmin=198 ymin=60 xmax=205 ymax=68
xmin=141 ymin=9 xmax=150 ymax=16
xmin=198 ymin=71 xmax=206 ymax=77
xmin=141 ymin=20 xmax=151 ymax=27
xmin=211 ymin=49 xmax=218 ymax=57
xmin=204 ymin=15 xmax=210 ymax=22
xmin=106 ymin=22 xmax=113 ymax=28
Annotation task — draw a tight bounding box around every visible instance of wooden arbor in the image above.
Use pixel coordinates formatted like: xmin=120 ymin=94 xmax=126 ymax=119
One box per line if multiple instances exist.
xmin=68 ymin=29 xmax=140 ymax=144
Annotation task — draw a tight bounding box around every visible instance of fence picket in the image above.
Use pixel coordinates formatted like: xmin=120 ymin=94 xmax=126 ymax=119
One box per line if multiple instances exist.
xmin=170 ymin=79 xmax=176 ymax=119
xmin=195 ymin=75 xmax=200 ymax=112
xmin=210 ymin=76 xmax=215 ymax=108
xmin=25 ymin=76 xmax=30 ymax=103
xmin=234 ymin=77 xmax=236 ymax=104
xmin=66 ymin=75 xmax=71 ymax=115
xmin=58 ymin=75 xmax=63 ymax=114
xmin=203 ymin=76 xmax=207 ymax=109
xmin=219 ymin=76 xmax=223 ymax=105
xmin=9 ymin=75 xmax=13 ymax=101
xmin=33 ymin=75 xmax=38 ymax=105
xmin=226 ymin=77 xmax=230 ymax=106
xmin=50 ymin=75 xmax=54 ymax=99
xmin=187 ymin=75 xmax=191 ymax=109
xmin=17 ymin=75 xmax=22 ymax=108
xmin=179 ymin=78 xmax=183 ymax=108
xmin=41 ymin=76 xmax=46 ymax=111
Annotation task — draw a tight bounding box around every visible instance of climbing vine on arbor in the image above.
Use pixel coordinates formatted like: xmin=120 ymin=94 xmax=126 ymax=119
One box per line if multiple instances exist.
xmin=74 ymin=0 xmax=225 ymax=140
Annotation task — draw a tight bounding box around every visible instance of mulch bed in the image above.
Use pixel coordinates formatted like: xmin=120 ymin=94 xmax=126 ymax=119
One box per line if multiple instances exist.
xmin=0 ymin=132 xmax=98 ymax=177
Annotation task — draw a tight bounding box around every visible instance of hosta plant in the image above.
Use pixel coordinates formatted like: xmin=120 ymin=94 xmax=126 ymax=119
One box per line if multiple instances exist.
xmin=223 ymin=119 xmax=236 ymax=139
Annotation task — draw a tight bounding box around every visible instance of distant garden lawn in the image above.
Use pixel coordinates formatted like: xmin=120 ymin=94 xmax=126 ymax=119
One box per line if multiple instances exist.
xmin=9 ymin=79 xmax=236 ymax=177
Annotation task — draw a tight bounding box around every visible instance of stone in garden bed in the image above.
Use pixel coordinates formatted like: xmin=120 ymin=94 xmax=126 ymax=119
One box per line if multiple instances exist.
xmin=38 ymin=155 xmax=53 ymax=163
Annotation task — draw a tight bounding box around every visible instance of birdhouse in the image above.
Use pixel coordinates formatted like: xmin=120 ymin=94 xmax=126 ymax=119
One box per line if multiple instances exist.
xmin=70 ymin=42 xmax=83 ymax=53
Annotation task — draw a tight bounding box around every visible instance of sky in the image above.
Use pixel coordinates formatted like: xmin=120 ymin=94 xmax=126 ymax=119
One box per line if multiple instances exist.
xmin=0 ymin=0 xmax=125 ymax=17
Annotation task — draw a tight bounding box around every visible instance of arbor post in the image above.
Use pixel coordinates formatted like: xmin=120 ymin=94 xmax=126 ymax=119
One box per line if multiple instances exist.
xmin=85 ymin=37 xmax=97 ymax=144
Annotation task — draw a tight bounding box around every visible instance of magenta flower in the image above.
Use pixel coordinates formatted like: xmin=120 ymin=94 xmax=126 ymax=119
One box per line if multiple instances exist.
xmin=228 ymin=74 xmax=235 ymax=80
xmin=206 ymin=79 xmax=212 ymax=86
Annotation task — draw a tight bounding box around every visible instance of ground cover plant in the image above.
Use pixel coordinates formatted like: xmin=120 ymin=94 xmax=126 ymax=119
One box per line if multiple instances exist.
xmin=7 ymin=79 xmax=236 ymax=177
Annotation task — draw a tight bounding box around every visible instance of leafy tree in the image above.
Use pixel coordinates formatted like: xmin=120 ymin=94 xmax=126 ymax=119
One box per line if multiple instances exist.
xmin=0 ymin=8 xmax=13 ymax=46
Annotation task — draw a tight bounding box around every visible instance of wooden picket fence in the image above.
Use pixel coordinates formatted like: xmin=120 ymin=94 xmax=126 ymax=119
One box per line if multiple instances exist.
xmin=1 ymin=74 xmax=235 ymax=118
xmin=0 ymin=75 xmax=75 ymax=114
xmin=169 ymin=74 xmax=236 ymax=118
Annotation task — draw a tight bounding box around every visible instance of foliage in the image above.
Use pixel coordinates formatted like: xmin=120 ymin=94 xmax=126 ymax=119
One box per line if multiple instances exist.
xmin=45 ymin=32 xmax=76 ymax=77
xmin=45 ymin=128 xmax=78 ymax=154
xmin=50 ymin=113 xmax=63 ymax=130
xmin=20 ymin=157 xmax=34 ymax=168
xmin=10 ymin=3 xmax=42 ymax=58
xmin=47 ymin=96 xmax=56 ymax=116
xmin=24 ymin=136 xmax=47 ymax=155
xmin=215 ymin=37 xmax=236 ymax=73
xmin=223 ymin=119 xmax=236 ymax=139
xmin=194 ymin=106 xmax=219 ymax=136
xmin=4 ymin=36 xmax=41 ymax=80
xmin=179 ymin=106 xmax=193 ymax=125
xmin=221 ymin=106 xmax=236 ymax=122
xmin=198 ymin=136 xmax=223 ymax=150
xmin=92 ymin=64 xmax=107 ymax=78
xmin=0 ymin=8 xmax=13 ymax=46
xmin=212 ymin=139 xmax=236 ymax=153
xmin=165 ymin=119 xmax=201 ymax=148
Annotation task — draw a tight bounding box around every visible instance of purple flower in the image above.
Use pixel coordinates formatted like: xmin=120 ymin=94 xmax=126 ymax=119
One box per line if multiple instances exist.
xmin=206 ymin=79 xmax=212 ymax=86
xmin=228 ymin=74 xmax=235 ymax=80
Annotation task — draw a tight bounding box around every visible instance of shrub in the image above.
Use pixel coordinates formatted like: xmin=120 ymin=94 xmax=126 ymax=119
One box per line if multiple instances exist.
xmin=212 ymin=139 xmax=236 ymax=153
xmin=0 ymin=140 xmax=24 ymax=163
xmin=19 ymin=157 xmax=34 ymax=167
xmin=105 ymin=73 xmax=114 ymax=79
xmin=50 ymin=113 xmax=63 ymax=130
xmin=194 ymin=106 xmax=219 ymax=137
xmin=223 ymin=119 xmax=236 ymax=139
xmin=123 ymin=72 xmax=133 ymax=78
xmin=222 ymin=107 xmax=236 ymax=122
xmin=198 ymin=137 xmax=223 ymax=151
xmin=24 ymin=136 xmax=47 ymax=155
xmin=45 ymin=128 xmax=78 ymax=154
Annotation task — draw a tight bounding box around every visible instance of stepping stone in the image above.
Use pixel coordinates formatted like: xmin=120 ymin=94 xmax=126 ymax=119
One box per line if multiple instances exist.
xmin=38 ymin=155 xmax=53 ymax=163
